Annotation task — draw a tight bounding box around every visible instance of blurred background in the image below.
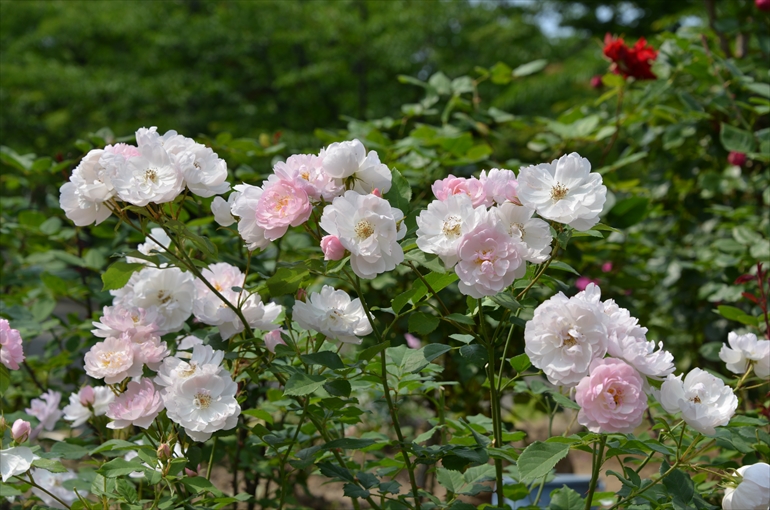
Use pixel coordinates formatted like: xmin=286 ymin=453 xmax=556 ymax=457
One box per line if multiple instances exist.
xmin=1 ymin=0 xmax=704 ymax=154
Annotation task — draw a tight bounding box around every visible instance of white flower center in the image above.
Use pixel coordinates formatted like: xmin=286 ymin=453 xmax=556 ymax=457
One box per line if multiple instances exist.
xmin=157 ymin=290 xmax=172 ymax=304
xmin=550 ymin=183 xmax=569 ymax=201
xmin=690 ymin=395 xmax=701 ymax=404
xmin=441 ymin=216 xmax=462 ymax=239
xmin=354 ymin=220 xmax=375 ymax=240
xmin=98 ymin=350 xmax=125 ymax=369
xmin=179 ymin=362 xmax=197 ymax=378
xmin=508 ymin=222 xmax=525 ymax=238
xmin=193 ymin=392 xmax=212 ymax=409
xmin=327 ymin=309 xmax=344 ymax=322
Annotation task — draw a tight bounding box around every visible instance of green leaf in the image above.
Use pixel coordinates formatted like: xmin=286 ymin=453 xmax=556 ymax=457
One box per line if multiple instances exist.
xmin=181 ymin=476 xmax=224 ymax=496
xmin=324 ymin=379 xmax=352 ymax=397
xmin=548 ymin=261 xmax=580 ymax=276
xmin=98 ymin=458 xmax=146 ymax=478
xmin=490 ymin=62 xmax=513 ymax=84
xmin=101 ymin=262 xmax=145 ymax=291
xmin=716 ymin=305 xmax=757 ymax=326
xmin=720 ymin=123 xmax=756 ymax=153
xmin=459 ymin=344 xmax=488 ymax=365
xmin=445 ymin=313 xmax=475 ymax=325
xmin=342 ymin=483 xmax=370 ymax=499
xmin=404 ymin=250 xmax=446 ymax=273
xmin=548 ymin=486 xmax=585 ymax=510
xmin=661 ymin=462 xmax=694 ymax=506
xmin=268 ymin=265 xmax=309 ymax=297
xmin=384 ymin=169 xmax=411 ymax=212
xmin=357 ymin=471 xmax=379 ymax=489
xmin=517 ymin=441 xmax=571 ymax=483
xmin=89 ymin=439 xmax=139 ymax=455
xmin=50 ymin=442 xmax=89 ymax=460
xmin=490 ymin=293 xmax=520 ymax=311
xmin=408 ymin=312 xmax=440 ymax=335
xmin=509 ymin=353 xmax=531 ymax=373
xmin=357 ymin=341 xmax=390 ymax=362
xmin=512 ymin=59 xmax=548 ymax=77
xmin=283 ymin=373 xmax=326 ymax=396
xmin=318 ymin=462 xmax=356 ymax=482
xmin=602 ymin=73 xmax=625 ymax=88
xmin=436 ymin=468 xmax=465 ymax=493
xmin=463 ymin=464 xmax=496 ymax=485
xmin=301 ymin=351 xmax=345 ymax=370
xmin=32 ymin=458 xmax=68 ymax=473
xmin=547 ymin=390 xmax=580 ymax=410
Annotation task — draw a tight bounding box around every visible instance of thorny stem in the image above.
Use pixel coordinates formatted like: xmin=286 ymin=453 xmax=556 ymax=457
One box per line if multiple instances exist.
xmin=346 ymin=271 xmax=422 ymax=510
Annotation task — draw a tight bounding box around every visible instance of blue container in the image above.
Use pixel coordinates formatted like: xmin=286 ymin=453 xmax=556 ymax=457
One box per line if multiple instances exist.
xmin=492 ymin=474 xmax=602 ymax=508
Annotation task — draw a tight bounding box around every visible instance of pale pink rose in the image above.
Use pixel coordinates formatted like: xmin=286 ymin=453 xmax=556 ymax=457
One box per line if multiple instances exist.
xmin=105 ymin=143 xmax=141 ymax=159
xmin=480 ymin=168 xmax=520 ymax=205
xmin=405 ymin=333 xmax=421 ymax=349
xmin=455 ymin=215 xmax=527 ymax=298
xmin=432 ymin=175 xmax=490 ymax=208
xmin=0 ymin=319 xmax=25 ymax=370
xmin=106 ymin=379 xmax=164 ymax=429
xmin=321 ymin=235 xmax=346 ymax=261
xmin=255 ymin=179 xmax=313 ymax=240
xmin=11 ymin=419 xmax=31 ymax=443
xmin=132 ymin=335 xmax=170 ymax=370
xmin=575 ymin=358 xmax=647 ymax=434
xmin=601 ymin=262 xmax=613 ymax=273
xmin=92 ymin=304 xmax=165 ymax=342
xmin=263 ymin=329 xmax=287 ymax=353
xmin=84 ymin=334 xmax=142 ymax=384
xmin=79 ymin=386 xmax=95 ymax=406
xmin=575 ymin=276 xmax=600 ymax=291
xmin=26 ymin=390 xmax=62 ymax=432
xmin=272 ymin=154 xmax=342 ymax=201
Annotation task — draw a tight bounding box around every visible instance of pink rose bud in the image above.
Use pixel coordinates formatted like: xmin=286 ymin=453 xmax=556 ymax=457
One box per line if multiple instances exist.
xmin=11 ymin=419 xmax=31 ymax=443
xmin=590 ymin=75 xmax=604 ymax=89
xmin=79 ymin=386 xmax=95 ymax=406
xmin=727 ymin=151 xmax=747 ymax=167
xmin=0 ymin=416 xmax=6 ymax=432
xmin=601 ymin=262 xmax=613 ymax=273
xmin=157 ymin=443 xmax=172 ymax=462
xmin=296 ymin=288 xmax=307 ymax=302
xmin=405 ymin=333 xmax=421 ymax=349
xmin=264 ymin=329 xmax=287 ymax=354
xmin=321 ymin=235 xmax=346 ymax=261
xmin=184 ymin=467 xmax=198 ymax=477
xmin=757 ymin=0 xmax=770 ymax=11
xmin=371 ymin=188 xmax=382 ymax=198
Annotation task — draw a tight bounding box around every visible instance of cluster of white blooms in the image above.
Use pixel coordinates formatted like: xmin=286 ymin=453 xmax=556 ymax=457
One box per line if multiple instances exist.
xmin=416 ymin=153 xmax=604 ymax=297
xmin=192 ymin=262 xmax=282 ymax=340
xmin=217 ymin=139 xmax=402 ymax=280
xmin=525 ymin=283 xmax=678 ymax=434
xmin=293 ymin=285 xmax=373 ymax=344
xmin=59 ymin=127 xmax=230 ymax=226
xmin=155 ymin=345 xmax=240 ymax=441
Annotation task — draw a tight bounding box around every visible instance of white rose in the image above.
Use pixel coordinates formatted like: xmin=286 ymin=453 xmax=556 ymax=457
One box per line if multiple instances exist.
xmin=722 ymin=463 xmax=770 ymax=510
xmin=658 ymin=369 xmax=738 ymax=436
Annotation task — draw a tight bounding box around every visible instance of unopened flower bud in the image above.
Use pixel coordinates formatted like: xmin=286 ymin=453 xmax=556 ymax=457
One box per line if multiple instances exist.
xmin=264 ymin=329 xmax=287 ymax=354
xmin=296 ymin=288 xmax=307 ymax=302
xmin=320 ymin=235 xmax=345 ymax=261
xmin=590 ymin=75 xmax=604 ymax=89
xmin=11 ymin=419 xmax=31 ymax=443
xmin=728 ymin=151 xmax=747 ymax=167
xmin=79 ymin=386 xmax=95 ymax=406
xmin=157 ymin=443 xmax=172 ymax=462
xmin=601 ymin=262 xmax=613 ymax=273
xmin=371 ymin=188 xmax=382 ymax=198
xmin=184 ymin=467 xmax=198 ymax=477
xmin=0 ymin=416 xmax=6 ymax=434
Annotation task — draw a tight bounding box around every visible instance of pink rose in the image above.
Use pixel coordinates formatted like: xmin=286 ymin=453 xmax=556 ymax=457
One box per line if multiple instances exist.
xmin=601 ymin=262 xmax=613 ymax=273
xmin=105 ymin=143 xmax=141 ymax=159
xmin=480 ymin=168 xmax=520 ymax=206
xmin=0 ymin=318 xmax=25 ymax=370
xmin=575 ymin=358 xmax=647 ymax=434
xmin=405 ymin=334 xmax=421 ymax=349
xmin=455 ymin=218 xmax=527 ymax=298
xmin=321 ymin=235 xmax=346 ymax=261
xmin=263 ymin=329 xmax=287 ymax=354
xmin=11 ymin=419 xmax=31 ymax=443
xmin=255 ymin=179 xmax=312 ymax=241
xmin=432 ymin=175 xmax=490 ymax=208
xmin=106 ymin=379 xmax=164 ymax=429
xmin=84 ymin=334 xmax=142 ymax=384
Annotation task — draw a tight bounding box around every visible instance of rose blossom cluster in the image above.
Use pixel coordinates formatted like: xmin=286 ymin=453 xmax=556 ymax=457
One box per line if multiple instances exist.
xmin=603 ymin=34 xmax=658 ymax=81
xmin=525 ymin=283 xmax=679 ymax=434
xmin=417 ymin=153 xmax=606 ymax=297
xmin=215 ymin=139 xmax=404 ymax=280
xmin=60 ymin=126 xmax=230 ymax=226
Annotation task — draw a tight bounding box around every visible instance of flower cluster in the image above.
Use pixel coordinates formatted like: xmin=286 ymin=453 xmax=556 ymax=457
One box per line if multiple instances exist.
xmin=293 ymin=285 xmax=373 ymax=344
xmin=60 ymin=127 xmax=230 ymax=226
xmin=417 ymin=153 xmax=605 ymax=297
xmin=603 ymin=34 xmax=658 ymax=81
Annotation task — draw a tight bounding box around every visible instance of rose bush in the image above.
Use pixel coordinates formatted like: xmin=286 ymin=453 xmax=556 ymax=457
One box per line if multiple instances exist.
xmin=1 ymin=18 xmax=769 ymax=510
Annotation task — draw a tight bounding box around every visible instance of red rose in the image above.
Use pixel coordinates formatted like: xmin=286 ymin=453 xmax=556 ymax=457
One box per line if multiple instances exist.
xmin=603 ymin=34 xmax=658 ymax=81
xmin=727 ymin=151 xmax=747 ymax=167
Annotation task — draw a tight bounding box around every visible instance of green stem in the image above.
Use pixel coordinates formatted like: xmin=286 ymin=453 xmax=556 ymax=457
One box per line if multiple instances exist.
xmin=19 ymin=474 xmax=72 ymax=510
xmin=584 ymin=435 xmax=607 ymax=510
xmin=278 ymin=400 xmax=309 ymax=510
xmin=608 ymin=459 xmax=680 ymax=510
xmin=479 ymin=300 xmax=505 ymax=508
xmin=206 ymin=436 xmax=217 ymax=480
